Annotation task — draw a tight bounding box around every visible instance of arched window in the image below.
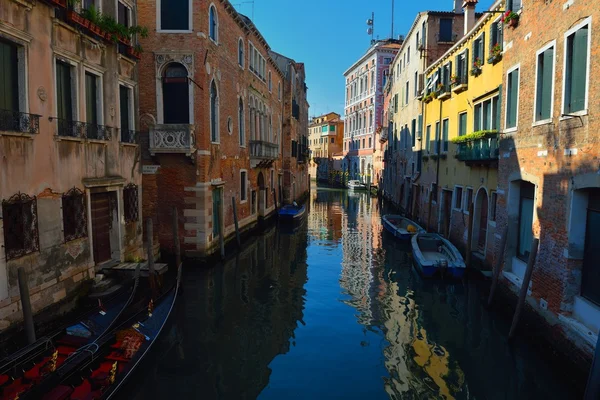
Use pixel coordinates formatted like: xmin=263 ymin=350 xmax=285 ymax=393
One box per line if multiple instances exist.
xmin=210 ymin=80 xmax=219 ymax=142
xmin=238 ymin=38 xmax=244 ymax=67
xmin=238 ymin=98 xmax=245 ymax=146
xmin=162 ymin=63 xmax=189 ymax=124
xmin=209 ymin=5 xmax=218 ymax=42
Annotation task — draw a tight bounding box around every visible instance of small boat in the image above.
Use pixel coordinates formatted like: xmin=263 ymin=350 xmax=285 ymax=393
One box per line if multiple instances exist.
xmin=411 ymin=233 xmax=466 ymax=278
xmin=382 ymin=215 xmax=425 ymax=240
xmin=347 ymin=180 xmax=367 ymax=190
xmin=278 ymin=203 xmax=306 ymax=222
xmin=0 ymin=273 xmax=140 ymax=400
xmin=26 ymin=266 xmax=183 ymax=400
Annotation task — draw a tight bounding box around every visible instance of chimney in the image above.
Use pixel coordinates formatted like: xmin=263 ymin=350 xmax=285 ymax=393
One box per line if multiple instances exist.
xmin=463 ymin=0 xmax=478 ymax=35
xmin=454 ymin=0 xmax=463 ymax=14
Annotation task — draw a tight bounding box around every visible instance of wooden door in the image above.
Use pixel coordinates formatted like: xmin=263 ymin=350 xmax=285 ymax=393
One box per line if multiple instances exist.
xmin=478 ymin=192 xmax=488 ymax=251
xmin=91 ymin=192 xmax=112 ymax=264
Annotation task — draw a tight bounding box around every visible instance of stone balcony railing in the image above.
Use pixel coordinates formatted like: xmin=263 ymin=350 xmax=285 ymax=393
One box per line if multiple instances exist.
xmin=250 ymin=140 xmax=278 ymax=168
xmin=149 ymin=124 xmax=195 ymax=156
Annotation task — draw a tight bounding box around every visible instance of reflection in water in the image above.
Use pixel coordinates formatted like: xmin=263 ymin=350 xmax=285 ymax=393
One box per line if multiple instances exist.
xmin=122 ymin=186 xmax=577 ymax=400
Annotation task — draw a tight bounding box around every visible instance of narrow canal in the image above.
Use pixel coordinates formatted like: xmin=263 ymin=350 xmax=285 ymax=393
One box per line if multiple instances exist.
xmin=123 ymin=186 xmax=579 ymax=399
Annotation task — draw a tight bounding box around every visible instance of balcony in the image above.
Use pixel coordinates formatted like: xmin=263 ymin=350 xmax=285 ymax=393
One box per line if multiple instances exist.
xmin=437 ymin=84 xmax=451 ymax=100
xmin=379 ymin=130 xmax=388 ymax=143
xmin=120 ymin=129 xmax=138 ymax=144
xmin=455 ymin=131 xmax=499 ymax=166
xmin=149 ymin=124 xmax=195 ymax=156
xmin=250 ymin=140 xmax=278 ymax=168
xmin=0 ymin=109 xmax=40 ymax=135
xmin=451 ymin=74 xmax=468 ymax=93
xmin=54 ymin=118 xmax=111 ymax=141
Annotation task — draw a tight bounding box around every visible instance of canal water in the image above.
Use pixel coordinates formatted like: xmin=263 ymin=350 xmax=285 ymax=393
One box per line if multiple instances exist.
xmin=123 ymin=186 xmax=579 ymax=400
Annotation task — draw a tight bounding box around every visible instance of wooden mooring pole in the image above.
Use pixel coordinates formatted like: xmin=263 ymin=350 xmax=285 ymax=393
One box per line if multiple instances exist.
xmin=488 ymin=226 xmax=508 ymax=307
xmin=466 ymin=202 xmax=474 ymax=268
xmin=584 ymin=333 xmax=600 ymax=400
xmin=17 ymin=267 xmax=36 ymax=344
xmin=172 ymin=207 xmax=181 ymax=269
xmin=218 ymin=198 xmax=224 ymax=259
xmin=232 ymin=197 xmax=241 ymax=248
xmin=146 ymin=218 xmax=155 ymax=275
xmin=508 ymin=237 xmax=539 ymax=340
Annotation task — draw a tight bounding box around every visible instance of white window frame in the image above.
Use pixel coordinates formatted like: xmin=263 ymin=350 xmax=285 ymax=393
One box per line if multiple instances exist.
xmin=156 ymin=0 xmax=193 ymax=33
xmin=453 ymin=185 xmax=463 ymax=211
xmin=504 ymin=63 xmax=521 ymax=133
xmin=533 ymin=40 xmax=556 ymax=126
xmin=463 ymin=186 xmax=474 ymax=214
xmin=210 ymin=78 xmax=220 ymax=144
xmin=118 ymin=80 xmax=136 ymax=134
xmin=54 ymin=52 xmax=80 ymax=123
xmin=0 ymin=28 xmax=30 ymax=114
xmin=82 ymin=65 xmax=105 ymax=126
xmin=240 ymin=170 xmax=248 ymax=203
xmin=208 ymin=3 xmax=219 ymax=44
xmin=561 ymin=16 xmax=592 ymax=119
xmin=238 ymin=37 xmax=244 ymax=69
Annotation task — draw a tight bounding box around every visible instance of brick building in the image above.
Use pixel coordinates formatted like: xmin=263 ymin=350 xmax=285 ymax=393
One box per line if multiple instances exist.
xmin=138 ymin=0 xmax=304 ymax=258
xmin=495 ymin=0 xmax=599 ymax=358
xmin=0 ymin=0 xmax=144 ymax=328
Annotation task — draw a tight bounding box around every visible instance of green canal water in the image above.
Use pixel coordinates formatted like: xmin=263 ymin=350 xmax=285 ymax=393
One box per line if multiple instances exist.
xmin=122 ymin=186 xmax=579 ymax=399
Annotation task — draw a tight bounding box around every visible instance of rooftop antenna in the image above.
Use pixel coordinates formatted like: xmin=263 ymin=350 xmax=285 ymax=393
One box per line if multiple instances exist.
xmin=233 ymin=0 xmax=255 ymax=21
xmin=367 ymin=12 xmax=374 ymax=44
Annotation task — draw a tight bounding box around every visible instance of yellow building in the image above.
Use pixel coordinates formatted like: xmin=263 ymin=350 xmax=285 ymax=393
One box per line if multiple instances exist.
xmin=308 ymin=112 xmax=344 ymax=181
xmin=418 ymin=0 xmax=503 ymax=267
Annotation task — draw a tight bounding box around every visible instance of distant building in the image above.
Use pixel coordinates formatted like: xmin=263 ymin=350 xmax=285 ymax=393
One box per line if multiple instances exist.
xmin=343 ymin=39 xmax=401 ymax=186
xmin=308 ymin=112 xmax=344 ymax=182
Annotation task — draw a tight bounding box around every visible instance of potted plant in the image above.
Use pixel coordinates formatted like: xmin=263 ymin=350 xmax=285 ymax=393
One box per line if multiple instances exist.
xmin=502 ymin=10 xmax=519 ymax=28
xmin=450 ymin=74 xmax=459 ymax=85
xmin=470 ymin=57 xmax=483 ymax=76
xmin=436 ymin=82 xmax=445 ymax=93
xmin=127 ymin=44 xmax=143 ymax=60
xmin=488 ymin=43 xmax=502 ymax=64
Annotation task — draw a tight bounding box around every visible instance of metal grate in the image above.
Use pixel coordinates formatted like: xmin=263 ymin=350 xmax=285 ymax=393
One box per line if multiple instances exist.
xmin=121 ymin=129 xmax=138 ymax=144
xmin=124 ymin=184 xmax=139 ymax=223
xmin=54 ymin=118 xmax=111 ymax=141
xmin=62 ymin=187 xmax=88 ymax=242
xmin=1 ymin=193 xmax=40 ymax=260
xmin=0 ymin=109 xmax=41 ymax=134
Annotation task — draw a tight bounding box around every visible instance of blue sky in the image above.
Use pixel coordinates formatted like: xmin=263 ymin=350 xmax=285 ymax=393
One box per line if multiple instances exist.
xmin=232 ymin=0 xmax=495 ymax=118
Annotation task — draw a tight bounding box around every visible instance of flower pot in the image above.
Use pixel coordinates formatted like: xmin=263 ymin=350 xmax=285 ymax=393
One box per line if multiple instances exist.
xmin=508 ymin=17 xmax=519 ymax=28
xmin=118 ymin=36 xmax=131 ymax=46
xmin=126 ymin=46 xmax=141 ymax=60
xmin=67 ymin=10 xmax=86 ymax=28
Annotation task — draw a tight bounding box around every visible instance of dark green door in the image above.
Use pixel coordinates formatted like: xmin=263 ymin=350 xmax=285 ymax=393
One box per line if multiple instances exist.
xmin=582 ymin=190 xmax=600 ymax=306
xmin=120 ymin=85 xmax=130 ymax=142
xmin=212 ymin=188 xmax=221 ymax=237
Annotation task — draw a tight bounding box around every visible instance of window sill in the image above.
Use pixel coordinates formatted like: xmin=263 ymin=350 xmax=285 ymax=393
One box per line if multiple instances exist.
xmin=0 ymin=131 xmax=36 ymax=139
xmin=558 ymin=313 xmax=598 ymax=347
xmin=532 ymin=119 xmax=553 ymax=127
xmin=211 ymin=141 xmax=220 ymax=145
xmin=157 ymin=30 xmax=193 ymax=34
xmin=87 ymin=138 xmax=110 ymax=145
xmin=560 ymin=110 xmax=588 ymax=120
xmin=240 ymin=200 xmax=248 ymax=204
xmin=209 ymin=38 xmax=218 ymax=45
xmin=503 ymin=127 xmax=518 ymax=134
xmin=120 ymin=142 xmax=138 ymax=148
xmin=453 ymin=207 xmax=463 ymax=212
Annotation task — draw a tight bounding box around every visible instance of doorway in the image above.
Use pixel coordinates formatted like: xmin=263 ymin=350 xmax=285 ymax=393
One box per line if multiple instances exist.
xmin=258 ymin=172 xmax=266 ymax=216
xmin=474 ymin=188 xmax=489 ymax=253
xmin=582 ymin=189 xmax=600 ymax=306
xmin=212 ymin=188 xmax=222 ymax=239
xmin=91 ymin=192 xmax=113 ymax=264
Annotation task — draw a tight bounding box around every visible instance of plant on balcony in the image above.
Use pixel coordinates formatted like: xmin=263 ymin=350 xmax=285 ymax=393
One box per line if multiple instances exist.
xmin=450 ymin=129 xmax=498 ymax=144
xmin=502 ymin=10 xmax=519 ymax=28
xmin=470 ymin=57 xmax=483 ymax=77
xmin=488 ymin=43 xmax=503 ymax=64
xmin=423 ymin=92 xmax=436 ymax=103
xmin=450 ymin=74 xmax=460 ymax=85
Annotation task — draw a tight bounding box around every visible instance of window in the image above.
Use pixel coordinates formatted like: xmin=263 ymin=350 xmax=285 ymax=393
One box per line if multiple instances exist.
xmin=535 ymin=43 xmax=555 ymax=122
xmin=0 ymin=39 xmax=19 ymax=115
xmin=160 ymin=0 xmax=189 ymax=31
xmin=330 ymin=137 xmax=334 ymax=143
xmin=474 ymin=96 xmax=500 ymax=131
xmin=240 ymin=171 xmax=248 ymax=202
xmin=291 ymin=140 xmax=297 ymax=157
xmin=455 ymin=50 xmax=469 ymax=83
xmin=442 ymin=119 xmax=449 ymax=152
xmin=411 ymin=119 xmax=416 ymax=148
xmin=563 ymin=21 xmax=589 ymax=114
xmin=239 ymin=98 xmax=245 ymax=146
xmin=490 ymin=192 xmax=497 ymax=222
xmin=425 ymin=125 xmax=431 ymax=153
xmin=123 ymin=184 xmax=139 ymax=223
xmin=393 ymin=94 xmax=398 ymax=112
xmin=362 ymin=138 xmax=365 ymax=148
xmin=368 ymin=137 xmax=372 ymax=148
xmin=268 ymin=71 xmax=272 ymax=92
xmin=454 ymin=186 xmax=463 ymax=210
xmin=473 ymin=34 xmax=485 ymax=66
xmin=238 ymin=39 xmax=244 ymax=67
xmin=434 ymin=121 xmax=440 ymax=154
xmin=119 ymin=85 xmax=134 ymax=143
xmin=582 ymin=189 xmax=600 ymax=305
xmin=421 ymin=21 xmax=427 ymax=47
xmin=321 ymin=126 xmax=328 ymax=133
xmin=85 ymin=71 xmax=103 ymax=139
xmin=405 ymin=81 xmax=409 ymax=105
xmin=489 ymin=21 xmax=503 ymax=58
xmin=248 ymin=42 xmax=266 ymax=80
xmin=454 ymin=112 xmax=466 ymax=139
xmin=56 ymin=60 xmax=74 ymax=128
xmin=61 ymin=188 xmax=87 ymax=242
xmin=414 ymin=71 xmax=418 ymax=97
xmin=407 ymin=47 xmax=410 ymax=64
xmin=210 ymin=80 xmax=219 ymax=142
xmin=465 ymin=188 xmax=473 ymax=212
xmin=507 ymin=0 xmax=522 ymax=10
xmin=278 ymin=82 xmax=282 ymax=100
xmin=1 ymin=193 xmax=39 ymax=260
xmin=506 ymin=67 xmax=520 ymax=129
xmin=163 ymin=63 xmax=189 ymax=124
xmin=439 ymin=18 xmax=453 ymax=42
xmin=118 ymin=1 xmax=130 ymax=27
xmin=209 ymin=5 xmax=218 ymax=42
xmin=518 ymin=181 xmax=535 ymax=261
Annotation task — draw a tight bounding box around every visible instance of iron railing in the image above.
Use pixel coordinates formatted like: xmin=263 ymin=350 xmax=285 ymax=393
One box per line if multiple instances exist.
xmin=54 ymin=118 xmax=111 ymax=140
xmin=0 ymin=109 xmax=41 ymax=134
xmin=249 ymin=140 xmax=278 ymax=160
xmin=121 ymin=129 xmax=138 ymax=144
xmin=1 ymin=192 xmax=40 ymax=260
xmin=456 ymin=135 xmax=500 ymax=162
xmin=62 ymin=187 xmax=87 ymax=242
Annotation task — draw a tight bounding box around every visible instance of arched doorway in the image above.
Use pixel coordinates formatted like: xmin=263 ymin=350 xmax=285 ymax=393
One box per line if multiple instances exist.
xmin=162 ymin=63 xmax=189 ymax=124
xmin=258 ymin=172 xmax=266 ymax=217
xmin=473 ymin=188 xmax=489 ymax=253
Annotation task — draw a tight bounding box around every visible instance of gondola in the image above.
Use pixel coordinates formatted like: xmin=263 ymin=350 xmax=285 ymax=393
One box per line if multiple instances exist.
xmin=32 ymin=266 xmax=182 ymax=400
xmin=0 ymin=271 xmax=141 ymax=400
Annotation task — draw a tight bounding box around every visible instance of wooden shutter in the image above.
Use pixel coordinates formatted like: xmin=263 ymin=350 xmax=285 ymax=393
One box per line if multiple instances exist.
xmin=537 ymin=48 xmax=553 ymax=120
xmin=0 ymin=40 xmax=18 ymax=112
xmin=464 ymin=49 xmax=469 ymax=83
xmin=495 ymin=85 xmax=502 ymax=130
xmin=508 ymin=70 xmax=519 ymax=127
xmin=56 ymin=61 xmax=73 ymax=121
xmin=481 ymin=32 xmax=486 ymax=61
xmin=120 ymin=85 xmax=130 ymax=135
xmin=570 ymin=27 xmax=588 ymax=113
xmin=85 ymin=72 xmax=97 ymax=125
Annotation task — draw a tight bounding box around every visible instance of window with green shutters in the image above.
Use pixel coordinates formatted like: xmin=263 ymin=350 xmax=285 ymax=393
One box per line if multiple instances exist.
xmin=564 ymin=24 xmax=588 ymax=114
xmin=329 ymin=125 xmax=335 ymax=132
xmin=489 ymin=21 xmax=503 ymax=55
xmin=442 ymin=119 xmax=449 ymax=152
xmin=474 ymin=95 xmax=500 ymax=132
xmin=506 ymin=68 xmax=519 ymax=129
xmin=535 ymin=45 xmax=554 ymax=121
xmin=474 ymin=103 xmax=481 ymax=131
xmin=434 ymin=121 xmax=440 ymax=154
xmin=473 ymin=33 xmax=485 ymax=66
xmin=0 ymin=39 xmax=19 ymax=113
xmin=458 ymin=112 xmax=467 ymax=136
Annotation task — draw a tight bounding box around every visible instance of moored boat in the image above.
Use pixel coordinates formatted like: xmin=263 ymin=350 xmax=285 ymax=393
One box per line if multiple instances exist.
xmin=347 ymin=180 xmax=367 ymax=190
xmin=411 ymin=233 xmax=466 ymax=278
xmin=278 ymin=203 xmax=306 ymax=222
xmin=382 ymin=215 xmax=425 ymax=240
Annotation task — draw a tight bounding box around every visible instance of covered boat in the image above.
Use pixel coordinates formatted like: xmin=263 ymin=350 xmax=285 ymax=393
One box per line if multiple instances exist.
xmin=411 ymin=233 xmax=466 ymax=278
xmin=347 ymin=180 xmax=367 ymax=190
xmin=278 ymin=203 xmax=306 ymax=222
xmin=382 ymin=215 xmax=425 ymax=240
